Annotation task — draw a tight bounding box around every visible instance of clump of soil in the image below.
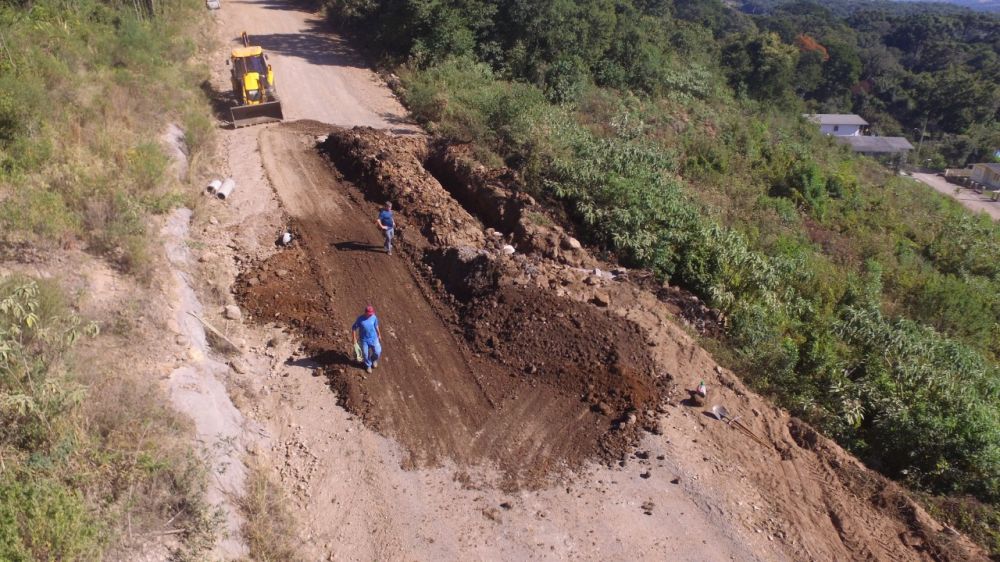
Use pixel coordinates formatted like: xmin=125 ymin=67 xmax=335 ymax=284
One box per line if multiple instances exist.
xmin=462 ymin=287 xmax=660 ymax=418
xmin=235 ymin=243 xmax=339 ymax=347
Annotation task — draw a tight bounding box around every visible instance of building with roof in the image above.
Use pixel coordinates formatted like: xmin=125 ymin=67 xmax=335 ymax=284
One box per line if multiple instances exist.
xmin=805 ymin=114 xmax=868 ymax=136
xmin=971 ymin=163 xmax=1000 ymax=190
xmin=834 ymin=136 xmax=914 ymax=155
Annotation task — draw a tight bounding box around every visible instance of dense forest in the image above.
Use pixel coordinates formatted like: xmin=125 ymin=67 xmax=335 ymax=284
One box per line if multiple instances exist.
xmin=744 ymin=0 xmax=1000 ymax=167
xmin=322 ymin=0 xmax=1000 ymax=552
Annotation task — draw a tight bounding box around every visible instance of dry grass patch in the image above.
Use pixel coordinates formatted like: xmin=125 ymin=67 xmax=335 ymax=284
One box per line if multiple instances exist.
xmin=239 ymin=463 xmax=302 ymax=562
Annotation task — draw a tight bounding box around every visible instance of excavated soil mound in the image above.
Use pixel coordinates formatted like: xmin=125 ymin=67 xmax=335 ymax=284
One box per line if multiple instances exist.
xmin=462 ymin=287 xmax=660 ymax=419
xmin=237 ymin=239 xmax=663 ymax=487
xmin=230 ymin=122 xmax=988 ymax=559
xmin=235 ymin=124 xmax=664 ymax=488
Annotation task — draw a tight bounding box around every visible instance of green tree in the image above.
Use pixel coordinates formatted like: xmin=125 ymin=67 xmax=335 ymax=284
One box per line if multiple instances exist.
xmin=722 ymin=32 xmax=798 ymax=101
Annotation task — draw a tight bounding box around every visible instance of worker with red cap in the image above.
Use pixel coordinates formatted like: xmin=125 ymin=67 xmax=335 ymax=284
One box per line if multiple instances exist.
xmin=352 ymin=305 xmax=383 ymax=373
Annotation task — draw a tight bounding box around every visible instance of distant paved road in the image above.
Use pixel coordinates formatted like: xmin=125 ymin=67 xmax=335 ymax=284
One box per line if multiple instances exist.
xmin=911 ymin=172 xmax=1000 ymax=220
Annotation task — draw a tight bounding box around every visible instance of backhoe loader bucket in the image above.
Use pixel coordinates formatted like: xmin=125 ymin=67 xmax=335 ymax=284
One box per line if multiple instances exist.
xmin=230 ymin=100 xmax=284 ymax=128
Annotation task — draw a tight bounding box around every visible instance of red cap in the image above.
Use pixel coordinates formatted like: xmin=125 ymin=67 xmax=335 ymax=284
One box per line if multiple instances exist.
xmin=365 ymin=305 xmax=375 ymax=316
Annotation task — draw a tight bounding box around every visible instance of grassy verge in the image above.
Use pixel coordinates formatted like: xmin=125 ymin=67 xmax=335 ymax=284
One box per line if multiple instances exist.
xmin=240 ymin=464 xmax=301 ymax=562
xmin=0 ymin=0 xmax=214 ymax=273
xmin=0 ymin=277 xmax=218 ymax=560
xmin=0 ymin=0 xmax=221 ymax=558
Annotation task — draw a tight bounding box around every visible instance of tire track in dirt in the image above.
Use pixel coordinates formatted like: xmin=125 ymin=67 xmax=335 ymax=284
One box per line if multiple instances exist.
xmin=256 ymin=123 xmax=491 ymax=469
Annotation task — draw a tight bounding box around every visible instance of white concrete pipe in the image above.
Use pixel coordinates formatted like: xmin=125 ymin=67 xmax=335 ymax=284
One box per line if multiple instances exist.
xmin=206 ymin=179 xmax=222 ymax=194
xmin=216 ymin=178 xmax=236 ymax=200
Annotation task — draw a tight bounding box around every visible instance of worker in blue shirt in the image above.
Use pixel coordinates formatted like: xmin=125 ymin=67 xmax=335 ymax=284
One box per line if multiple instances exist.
xmin=352 ymin=305 xmax=383 ymax=373
xmin=376 ymin=201 xmax=395 ymax=255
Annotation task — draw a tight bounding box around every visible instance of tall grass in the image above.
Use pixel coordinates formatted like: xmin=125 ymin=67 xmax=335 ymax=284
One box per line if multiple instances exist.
xmin=0 ymin=0 xmax=212 ymax=272
xmin=0 ymin=278 xmax=218 ymax=560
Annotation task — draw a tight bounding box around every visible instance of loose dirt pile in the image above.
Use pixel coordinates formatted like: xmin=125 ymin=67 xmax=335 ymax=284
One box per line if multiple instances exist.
xmin=462 ymin=287 xmax=659 ymax=417
xmin=234 ymin=122 xmax=666 ymax=489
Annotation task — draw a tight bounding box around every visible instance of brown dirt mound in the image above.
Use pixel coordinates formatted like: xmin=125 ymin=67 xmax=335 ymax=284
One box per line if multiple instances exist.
xmin=235 ymin=124 xmax=665 ymax=488
xmin=461 ymin=287 xmax=661 ymax=419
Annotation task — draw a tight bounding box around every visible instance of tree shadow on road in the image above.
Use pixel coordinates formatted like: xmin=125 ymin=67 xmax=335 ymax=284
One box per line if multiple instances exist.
xmin=238 ymin=22 xmax=370 ymax=70
xmin=229 ymin=0 xmax=322 ymax=14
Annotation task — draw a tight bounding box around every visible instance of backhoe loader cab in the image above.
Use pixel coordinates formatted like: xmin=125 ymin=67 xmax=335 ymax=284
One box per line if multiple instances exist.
xmin=228 ymin=32 xmax=283 ymax=127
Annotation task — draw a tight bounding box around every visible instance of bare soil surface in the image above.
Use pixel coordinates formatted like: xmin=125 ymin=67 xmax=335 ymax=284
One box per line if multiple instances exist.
xmin=183 ymin=0 xmax=990 ymax=560
xmin=234 ymin=122 xmax=666 ymax=491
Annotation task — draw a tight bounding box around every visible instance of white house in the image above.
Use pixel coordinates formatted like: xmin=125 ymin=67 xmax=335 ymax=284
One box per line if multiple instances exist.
xmin=805 ymin=114 xmax=868 ymax=136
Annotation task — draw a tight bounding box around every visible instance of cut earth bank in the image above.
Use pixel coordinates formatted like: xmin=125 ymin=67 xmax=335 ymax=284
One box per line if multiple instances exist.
xmin=191 ymin=117 xmax=987 ymax=560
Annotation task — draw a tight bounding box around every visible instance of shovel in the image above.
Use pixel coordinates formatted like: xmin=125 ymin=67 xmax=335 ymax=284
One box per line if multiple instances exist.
xmin=710 ymin=404 xmax=769 ymax=448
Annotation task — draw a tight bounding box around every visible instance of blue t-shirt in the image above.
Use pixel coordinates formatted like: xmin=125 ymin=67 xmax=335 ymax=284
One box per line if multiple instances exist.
xmin=378 ymin=209 xmax=395 ymax=229
xmin=352 ymin=314 xmax=380 ymax=343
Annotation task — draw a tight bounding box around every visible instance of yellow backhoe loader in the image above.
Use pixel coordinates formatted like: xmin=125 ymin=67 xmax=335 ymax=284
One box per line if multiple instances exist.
xmin=228 ymin=32 xmax=283 ymax=128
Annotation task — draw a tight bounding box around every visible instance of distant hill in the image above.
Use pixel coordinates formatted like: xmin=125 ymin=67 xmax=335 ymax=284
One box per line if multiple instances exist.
xmin=894 ymin=0 xmax=1000 ymax=13
xmin=742 ymin=0 xmax=1000 ymax=16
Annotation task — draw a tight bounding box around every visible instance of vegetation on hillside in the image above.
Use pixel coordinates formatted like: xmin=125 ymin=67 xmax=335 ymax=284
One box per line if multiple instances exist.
xmin=323 ymin=0 xmax=1000 ymax=553
xmin=743 ymin=0 xmax=1000 ymax=168
xmin=0 ymin=0 xmax=213 ymax=271
xmin=0 ymin=0 xmax=218 ymax=558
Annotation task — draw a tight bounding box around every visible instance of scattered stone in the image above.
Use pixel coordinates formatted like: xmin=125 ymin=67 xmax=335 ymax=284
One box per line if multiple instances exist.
xmin=501 ymin=244 xmax=516 ymax=255
xmin=641 ymin=501 xmax=655 ymax=515
xmin=229 ymin=359 xmax=248 ymax=374
xmin=275 ymin=269 xmax=289 ymax=279
xmin=208 ymin=216 xmax=219 ymax=225
xmin=640 ymin=471 xmax=651 ymax=479
xmin=562 ymin=236 xmax=582 ymax=250
xmin=175 ymin=334 xmax=188 ymax=346
xmin=670 ymin=477 xmax=680 ymax=485
xmin=224 ymin=305 xmax=242 ymax=321
xmin=597 ymin=402 xmax=613 ymax=416
xmin=592 ymin=291 xmax=611 ymax=307
xmin=482 ymin=507 xmax=501 ymax=522
xmin=499 ymin=502 xmax=512 ymax=510
xmin=715 ymin=365 xmax=723 ymax=374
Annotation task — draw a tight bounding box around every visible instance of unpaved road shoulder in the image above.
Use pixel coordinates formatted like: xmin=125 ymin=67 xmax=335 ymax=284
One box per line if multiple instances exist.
xmin=912 ymin=172 xmax=1000 ymax=220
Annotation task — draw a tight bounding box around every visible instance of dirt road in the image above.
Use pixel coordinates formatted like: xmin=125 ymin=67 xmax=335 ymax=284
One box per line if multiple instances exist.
xmin=214 ymin=0 xmax=416 ymax=132
xmin=188 ymin=1 xmax=988 ymax=560
xmin=912 ymin=172 xmax=1000 ymax=220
